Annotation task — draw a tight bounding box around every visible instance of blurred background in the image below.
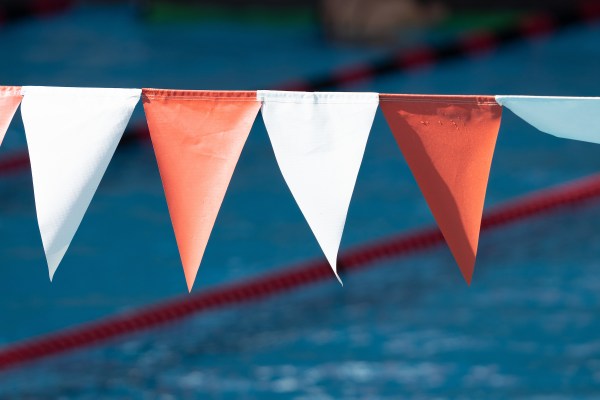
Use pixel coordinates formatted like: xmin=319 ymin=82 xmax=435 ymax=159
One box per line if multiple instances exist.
xmin=1 ymin=0 xmax=600 ymax=398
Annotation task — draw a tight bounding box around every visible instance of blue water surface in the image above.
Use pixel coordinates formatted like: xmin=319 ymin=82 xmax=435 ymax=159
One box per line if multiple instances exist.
xmin=0 ymin=4 xmax=600 ymax=397
xmin=2 ymin=200 xmax=600 ymax=399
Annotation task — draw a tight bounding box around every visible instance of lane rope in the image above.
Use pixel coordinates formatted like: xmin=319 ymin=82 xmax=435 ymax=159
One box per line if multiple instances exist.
xmin=1 ymin=2 xmax=599 ymax=176
xmin=279 ymin=1 xmax=600 ymax=90
xmin=1 ymin=0 xmax=600 ymax=372
xmin=1 ymin=171 xmax=600 ymax=370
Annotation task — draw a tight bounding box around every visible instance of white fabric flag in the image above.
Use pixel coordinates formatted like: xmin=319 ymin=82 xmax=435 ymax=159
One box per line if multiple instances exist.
xmin=21 ymin=86 xmax=141 ymax=280
xmin=496 ymin=95 xmax=600 ymax=144
xmin=258 ymin=90 xmax=379 ymax=283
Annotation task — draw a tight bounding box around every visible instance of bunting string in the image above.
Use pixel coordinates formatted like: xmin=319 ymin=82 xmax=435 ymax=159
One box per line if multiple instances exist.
xmin=0 ymin=86 xmax=598 ymax=290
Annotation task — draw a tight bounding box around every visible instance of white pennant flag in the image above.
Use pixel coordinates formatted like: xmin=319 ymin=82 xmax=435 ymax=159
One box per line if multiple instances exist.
xmin=258 ymin=90 xmax=378 ymax=283
xmin=496 ymin=95 xmax=600 ymax=144
xmin=21 ymin=86 xmax=141 ymax=280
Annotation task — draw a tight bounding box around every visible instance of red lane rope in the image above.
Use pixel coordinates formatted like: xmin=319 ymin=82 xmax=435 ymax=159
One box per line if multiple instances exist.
xmin=2 ymin=2 xmax=599 ymax=177
xmin=0 ymin=0 xmax=599 ymax=372
xmin=1 ymin=172 xmax=600 ymax=370
xmin=0 ymin=153 xmax=29 ymax=175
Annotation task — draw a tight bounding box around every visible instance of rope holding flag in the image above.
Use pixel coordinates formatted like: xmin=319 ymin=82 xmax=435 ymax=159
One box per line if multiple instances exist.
xmin=380 ymin=94 xmax=502 ymax=284
xmin=142 ymin=90 xmax=261 ymax=291
xmin=0 ymin=86 xmax=23 ymax=146
xmin=3 ymin=84 xmax=600 ymax=290
xmin=20 ymin=86 xmax=141 ymax=280
xmin=258 ymin=90 xmax=379 ymax=284
xmin=496 ymin=95 xmax=600 ymax=144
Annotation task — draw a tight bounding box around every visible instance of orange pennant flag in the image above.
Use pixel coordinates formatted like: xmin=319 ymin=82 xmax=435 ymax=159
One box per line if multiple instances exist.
xmin=142 ymin=90 xmax=261 ymax=291
xmin=0 ymin=86 xmax=23 ymax=146
xmin=380 ymin=94 xmax=502 ymax=284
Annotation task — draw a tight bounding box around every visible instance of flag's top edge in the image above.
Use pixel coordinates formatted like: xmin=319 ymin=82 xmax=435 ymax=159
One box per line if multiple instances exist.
xmin=496 ymin=95 xmax=600 ymax=105
xmin=0 ymin=86 xmax=22 ymax=96
xmin=257 ymin=90 xmax=379 ymax=104
xmin=379 ymin=94 xmax=497 ymax=105
xmin=142 ymin=89 xmax=258 ymax=101
xmin=21 ymin=86 xmax=141 ymax=97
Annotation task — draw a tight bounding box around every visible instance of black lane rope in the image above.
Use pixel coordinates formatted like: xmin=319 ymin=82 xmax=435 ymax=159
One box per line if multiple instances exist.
xmin=278 ymin=2 xmax=600 ymax=91
xmin=1 ymin=2 xmax=598 ymax=177
xmin=0 ymin=0 xmax=72 ymax=26
xmin=0 ymin=0 xmax=599 ymax=371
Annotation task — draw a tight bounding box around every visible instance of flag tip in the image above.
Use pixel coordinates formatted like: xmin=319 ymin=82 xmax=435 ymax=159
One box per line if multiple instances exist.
xmin=185 ymin=279 xmax=194 ymax=293
xmin=325 ymin=257 xmax=344 ymax=286
xmin=333 ymin=269 xmax=344 ymax=286
xmin=45 ymin=247 xmax=68 ymax=283
xmin=460 ymin=267 xmax=474 ymax=286
xmin=47 ymin=261 xmax=58 ymax=282
xmin=183 ymin=268 xmax=198 ymax=293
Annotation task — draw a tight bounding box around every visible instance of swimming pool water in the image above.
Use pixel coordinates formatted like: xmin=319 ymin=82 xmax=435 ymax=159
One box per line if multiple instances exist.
xmin=2 ymin=200 xmax=600 ymax=399
xmin=0 ymin=5 xmax=600 ymax=397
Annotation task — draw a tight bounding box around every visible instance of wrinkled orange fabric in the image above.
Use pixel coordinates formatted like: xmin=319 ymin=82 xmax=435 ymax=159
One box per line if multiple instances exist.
xmin=380 ymin=94 xmax=502 ymax=284
xmin=143 ymin=90 xmax=261 ymax=291
xmin=0 ymin=87 xmax=23 ymax=146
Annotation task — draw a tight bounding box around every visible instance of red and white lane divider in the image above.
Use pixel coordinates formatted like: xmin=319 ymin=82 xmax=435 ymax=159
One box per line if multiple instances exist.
xmin=1 ymin=171 xmax=600 ymax=371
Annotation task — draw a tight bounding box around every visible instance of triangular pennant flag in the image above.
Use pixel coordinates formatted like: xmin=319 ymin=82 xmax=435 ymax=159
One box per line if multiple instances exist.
xmin=0 ymin=86 xmax=23 ymax=146
xmin=258 ymin=90 xmax=379 ymax=283
xmin=142 ymin=89 xmax=260 ymax=291
xmin=496 ymin=95 xmax=600 ymax=144
xmin=21 ymin=86 xmax=140 ymax=280
xmin=380 ymin=94 xmax=502 ymax=284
